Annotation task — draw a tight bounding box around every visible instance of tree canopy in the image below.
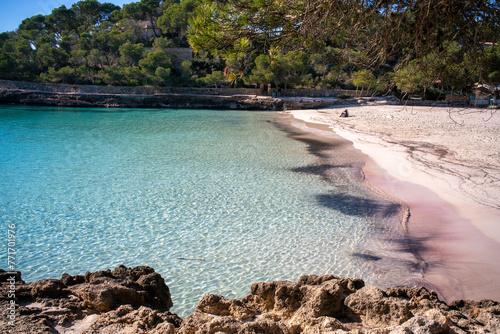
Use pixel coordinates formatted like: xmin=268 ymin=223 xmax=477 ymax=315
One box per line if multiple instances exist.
xmin=0 ymin=0 xmax=203 ymax=85
xmin=0 ymin=0 xmax=499 ymax=96
xmin=188 ymin=0 xmax=500 ymax=94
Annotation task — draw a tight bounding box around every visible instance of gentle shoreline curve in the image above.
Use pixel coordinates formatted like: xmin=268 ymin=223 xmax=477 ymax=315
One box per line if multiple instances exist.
xmin=272 ymin=115 xmax=428 ymax=291
xmin=287 ymin=105 xmax=500 ymax=304
xmin=2 ymin=266 xmax=499 ymax=333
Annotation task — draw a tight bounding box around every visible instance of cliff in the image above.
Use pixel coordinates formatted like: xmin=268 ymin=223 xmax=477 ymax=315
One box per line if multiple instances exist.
xmin=0 ymin=89 xmax=285 ymax=111
xmin=1 ymin=266 xmax=499 ymax=333
xmin=0 ymin=80 xmax=388 ymax=111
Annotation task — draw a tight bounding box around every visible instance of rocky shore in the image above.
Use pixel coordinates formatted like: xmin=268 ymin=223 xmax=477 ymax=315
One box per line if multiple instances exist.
xmin=0 ymin=79 xmax=387 ymax=111
xmin=0 ymin=86 xmax=393 ymax=111
xmin=1 ymin=266 xmax=499 ymax=333
xmin=0 ymin=89 xmax=287 ymax=111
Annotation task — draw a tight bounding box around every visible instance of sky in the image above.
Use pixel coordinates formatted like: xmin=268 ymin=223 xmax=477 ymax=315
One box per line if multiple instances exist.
xmin=0 ymin=0 xmax=134 ymax=33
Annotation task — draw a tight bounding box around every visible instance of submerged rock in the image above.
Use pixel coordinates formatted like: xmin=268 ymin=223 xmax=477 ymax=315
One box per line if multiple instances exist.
xmin=1 ymin=268 xmax=499 ymax=333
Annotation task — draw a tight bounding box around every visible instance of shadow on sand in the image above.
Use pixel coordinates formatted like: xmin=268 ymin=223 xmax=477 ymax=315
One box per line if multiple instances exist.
xmin=316 ymin=192 xmax=402 ymax=218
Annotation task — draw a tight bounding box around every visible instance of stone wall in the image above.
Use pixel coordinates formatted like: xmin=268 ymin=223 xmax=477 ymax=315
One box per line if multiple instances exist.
xmin=0 ymin=80 xmax=375 ymax=98
xmin=0 ymin=80 xmax=259 ymax=96
xmin=165 ymin=48 xmax=193 ymax=69
xmin=281 ymin=88 xmax=376 ymax=98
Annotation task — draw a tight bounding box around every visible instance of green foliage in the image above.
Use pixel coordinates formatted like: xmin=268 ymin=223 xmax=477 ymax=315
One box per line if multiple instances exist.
xmin=139 ymin=50 xmax=173 ymax=74
xmin=40 ymin=66 xmax=78 ymax=83
xmin=187 ymin=0 xmax=500 ymax=95
xmin=158 ymin=0 xmax=199 ymax=44
xmin=1 ymin=0 xmax=499 ymax=93
xmin=37 ymin=43 xmax=69 ymax=70
xmin=0 ymin=52 xmax=17 ymax=79
xmin=180 ymin=60 xmax=193 ymax=80
xmin=45 ymin=6 xmax=78 ymax=34
xmin=119 ymin=42 xmax=144 ymax=66
xmin=352 ymin=69 xmax=376 ymax=92
xmin=71 ymin=0 xmax=120 ymax=30
xmin=153 ymin=67 xmax=171 ymax=84
xmin=0 ymin=0 xmax=201 ymax=85
xmin=152 ymin=37 xmax=175 ymax=51
xmin=392 ymin=42 xmax=481 ymax=95
xmin=471 ymin=46 xmax=500 ymax=86
xmin=197 ymin=70 xmax=228 ymax=87
xmin=245 ymin=54 xmax=272 ymax=86
xmin=392 ymin=63 xmax=425 ymax=95
xmin=244 ymin=49 xmax=311 ymax=89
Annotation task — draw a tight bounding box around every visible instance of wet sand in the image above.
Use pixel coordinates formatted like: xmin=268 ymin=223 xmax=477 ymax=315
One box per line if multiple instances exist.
xmin=287 ymin=104 xmax=500 ymax=303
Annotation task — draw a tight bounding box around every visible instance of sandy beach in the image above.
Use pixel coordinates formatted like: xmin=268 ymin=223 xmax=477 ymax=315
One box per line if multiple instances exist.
xmin=287 ymin=103 xmax=500 ymax=303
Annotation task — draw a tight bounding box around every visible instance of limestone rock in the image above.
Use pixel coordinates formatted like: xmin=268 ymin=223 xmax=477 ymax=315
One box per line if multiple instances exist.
xmin=195 ymin=294 xmax=256 ymax=319
xmin=344 ymin=285 xmax=412 ymax=327
xmin=178 ymin=275 xmax=364 ymax=333
xmin=176 ymin=274 xmax=498 ymax=333
xmin=69 ymin=282 xmax=145 ymax=312
xmin=0 ymin=265 xmax=178 ymax=334
xmin=0 ymin=89 xmax=285 ymax=110
xmin=390 ymin=309 xmax=453 ymax=334
xmin=136 ymin=271 xmax=174 ymax=311
xmin=83 ymin=305 xmax=181 ymax=334
xmin=31 ymin=278 xmax=69 ymax=298
xmin=449 ymin=299 xmax=500 ymax=332
xmin=2 ymin=267 xmax=499 ymax=334
xmin=64 ymin=265 xmax=173 ymax=312
xmin=61 ymin=272 xmax=85 ymax=286
xmin=243 ymin=280 xmax=303 ymax=317
xmin=0 ymin=269 xmax=23 ymax=283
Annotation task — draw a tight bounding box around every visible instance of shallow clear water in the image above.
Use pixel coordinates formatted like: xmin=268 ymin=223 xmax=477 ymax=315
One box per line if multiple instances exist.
xmin=0 ymin=105 xmax=413 ymax=316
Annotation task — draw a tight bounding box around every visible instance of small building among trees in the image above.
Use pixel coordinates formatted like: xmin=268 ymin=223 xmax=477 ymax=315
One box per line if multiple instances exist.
xmin=136 ymin=20 xmax=161 ymax=38
xmin=470 ymin=86 xmax=496 ymax=106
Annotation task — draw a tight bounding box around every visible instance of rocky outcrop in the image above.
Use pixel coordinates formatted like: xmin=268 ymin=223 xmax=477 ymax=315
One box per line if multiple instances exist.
xmin=179 ymin=276 xmax=500 ymax=333
xmin=0 ymin=89 xmax=396 ymax=111
xmin=1 ymin=268 xmax=499 ymax=333
xmin=0 ymin=266 xmax=181 ymax=333
xmin=0 ymin=80 xmax=405 ymax=110
xmin=0 ymin=89 xmax=284 ymax=110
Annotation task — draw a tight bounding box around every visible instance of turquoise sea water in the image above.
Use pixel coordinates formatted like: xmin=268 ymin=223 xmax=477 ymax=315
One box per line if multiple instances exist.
xmin=0 ymin=105 xmax=413 ymax=316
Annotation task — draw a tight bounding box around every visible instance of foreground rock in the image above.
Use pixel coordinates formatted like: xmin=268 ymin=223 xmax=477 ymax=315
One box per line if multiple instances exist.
xmin=1 ymin=268 xmax=499 ymax=333
xmin=179 ymin=275 xmax=500 ymax=333
xmin=0 ymin=266 xmax=181 ymax=333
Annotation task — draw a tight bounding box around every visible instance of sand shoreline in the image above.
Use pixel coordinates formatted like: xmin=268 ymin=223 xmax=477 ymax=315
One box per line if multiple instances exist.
xmin=286 ymin=104 xmax=500 ymax=303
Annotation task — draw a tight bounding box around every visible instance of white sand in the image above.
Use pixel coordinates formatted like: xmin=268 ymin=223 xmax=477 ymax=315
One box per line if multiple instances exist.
xmin=287 ymin=103 xmax=500 ymax=302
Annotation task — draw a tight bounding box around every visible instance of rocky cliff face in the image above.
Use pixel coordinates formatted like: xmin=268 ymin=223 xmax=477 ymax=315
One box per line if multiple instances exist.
xmin=0 ymin=80 xmax=403 ymax=111
xmin=0 ymin=89 xmax=285 ymax=111
xmin=1 ymin=266 xmax=499 ymax=333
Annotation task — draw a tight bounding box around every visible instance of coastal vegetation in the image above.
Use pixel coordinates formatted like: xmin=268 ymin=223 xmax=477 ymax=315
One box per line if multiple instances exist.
xmin=0 ymin=0 xmax=499 ymax=98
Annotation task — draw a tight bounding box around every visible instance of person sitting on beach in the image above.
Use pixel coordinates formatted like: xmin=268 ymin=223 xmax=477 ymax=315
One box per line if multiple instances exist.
xmin=340 ymin=109 xmax=349 ymax=117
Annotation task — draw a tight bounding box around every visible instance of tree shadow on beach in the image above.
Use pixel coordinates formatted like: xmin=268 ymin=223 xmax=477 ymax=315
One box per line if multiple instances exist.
xmin=291 ymin=164 xmax=355 ymax=179
xmin=316 ymin=192 xmax=402 ymax=218
xmin=270 ymin=119 xmax=344 ymax=158
xmin=390 ymin=236 xmax=431 ymax=273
